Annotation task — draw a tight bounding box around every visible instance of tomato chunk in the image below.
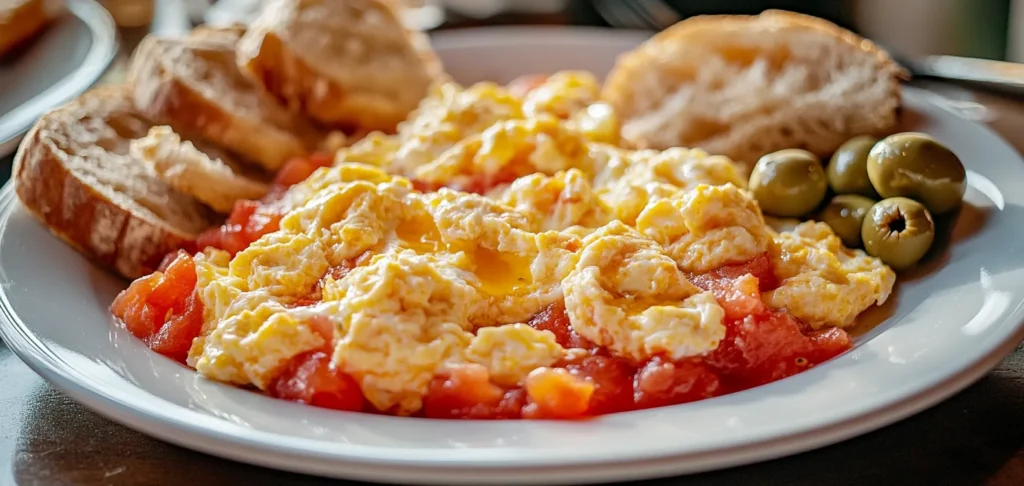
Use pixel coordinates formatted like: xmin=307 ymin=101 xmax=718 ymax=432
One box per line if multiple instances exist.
xmin=269 ymin=351 xmax=364 ymax=412
xmin=111 ymin=273 xmax=163 ymax=339
xmin=706 ymin=310 xmax=852 ymax=389
xmin=562 ymin=354 xmax=636 ymax=415
xmin=274 ymin=153 xmax=334 ymax=187
xmin=523 ymin=368 xmax=593 ymax=419
xmin=147 ymin=250 xmax=198 ymax=310
xmin=457 ymin=167 xmax=523 ymax=195
xmin=633 ymin=357 xmax=720 ymax=409
xmin=195 ymin=199 xmax=283 ymax=255
xmin=697 ymin=252 xmax=778 ymax=291
xmin=111 ymin=252 xmax=204 ymax=363
xmin=805 ymin=327 xmax=853 ymax=364
xmin=507 ymin=73 xmax=548 ymax=98
xmin=423 ymin=364 xmax=511 ymax=419
xmin=145 ymin=292 xmax=204 ymax=362
xmin=527 ymin=302 xmax=594 ymax=350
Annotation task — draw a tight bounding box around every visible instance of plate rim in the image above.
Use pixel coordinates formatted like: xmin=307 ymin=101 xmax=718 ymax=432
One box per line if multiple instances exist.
xmin=0 ymin=0 xmax=119 ymax=158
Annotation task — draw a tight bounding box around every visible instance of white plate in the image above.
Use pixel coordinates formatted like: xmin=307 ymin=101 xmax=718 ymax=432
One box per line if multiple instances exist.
xmin=2 ymin=27 xmax=1024 ymax=485
xmin=0 ymin=0 xmax=118 ymax=157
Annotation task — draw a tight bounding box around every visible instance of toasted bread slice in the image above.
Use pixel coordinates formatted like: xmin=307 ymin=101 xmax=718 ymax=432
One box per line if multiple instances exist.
xmin=0 ymin=0 xmax=60 ymax=57
xmin=236 ymin=0 xmax=442 ymax=132
xmin=13 ymin=86 xmax=217 ymax=280
xmin=130 ymin=125 xmax=269 ymax=214
xmin=601 ymin=10 xmax=907 ymax=166
xmin=128 ymin=30 xmax=320 ymax=171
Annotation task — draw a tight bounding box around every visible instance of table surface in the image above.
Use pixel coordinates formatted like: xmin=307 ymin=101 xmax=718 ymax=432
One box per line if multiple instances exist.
xmin=2 ymin=3 xmax=1024 ymax=485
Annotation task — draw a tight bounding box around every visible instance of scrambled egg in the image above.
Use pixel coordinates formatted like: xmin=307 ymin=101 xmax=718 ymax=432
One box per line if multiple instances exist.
xmin=563 ymin=222 xmax=726 ymax=361
xmin=186 ymin=74 xmax=897 ymax=414
xmin=765 ymin=222 xmax=896 ymax=329
xmin=635 ymin=184 xmax=773 ymax=273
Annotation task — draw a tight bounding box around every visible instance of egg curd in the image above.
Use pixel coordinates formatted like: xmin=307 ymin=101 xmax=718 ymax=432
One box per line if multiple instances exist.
xmin=120 ymin=72 xmax=896 ymax=418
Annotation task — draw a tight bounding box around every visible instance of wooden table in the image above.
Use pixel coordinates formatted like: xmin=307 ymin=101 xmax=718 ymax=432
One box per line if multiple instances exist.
xmin=2 ymin=3 xmax=1023 ymax=485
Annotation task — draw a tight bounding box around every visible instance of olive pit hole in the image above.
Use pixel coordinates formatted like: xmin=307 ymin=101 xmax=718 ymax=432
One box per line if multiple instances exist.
xmin=887 ymin=215 xmax=907 ymax=233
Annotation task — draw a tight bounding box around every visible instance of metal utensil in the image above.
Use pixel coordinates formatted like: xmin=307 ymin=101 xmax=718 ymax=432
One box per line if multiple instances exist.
xmin=899 ymin=54 xmax=1024 ymax=97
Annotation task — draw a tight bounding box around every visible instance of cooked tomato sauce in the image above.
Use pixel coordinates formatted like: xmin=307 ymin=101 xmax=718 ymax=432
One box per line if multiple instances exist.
xmin=412 ymin=166 xmax=523 ymax=196
xmin=195 ymin=154 xmax=334 ymax=255
xmin=110 ymin=251 xmax=204 ymax=363
xmin=115 ymin=152 xmax=853 ymax=419
xmin=269 ymin=350 xmax=364 ymax=412
xmin=418 ymin=255 xmax=851 ymax=420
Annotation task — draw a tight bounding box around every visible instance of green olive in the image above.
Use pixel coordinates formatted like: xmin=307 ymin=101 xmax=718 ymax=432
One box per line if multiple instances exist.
xmin=819 ymin=194 xmax=875 ymax=248
xmin=749 ymin=149 xmax=827 ymax=217
xmin=866 ymin=132 xmax=966 ymax=215
xmin=827 ymin=135 xmax=880 ymax=197
xmin=861 ymin=197 xmax=935 ymax=270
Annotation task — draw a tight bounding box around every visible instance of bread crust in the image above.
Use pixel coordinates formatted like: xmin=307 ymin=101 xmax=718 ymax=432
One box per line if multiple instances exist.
xmin=236 ymin=0 xmax=440 ymax=132
xmin=601 ymin=9 xmax=907 ymax=164
xmin=13 ymin=86 xmax=214 ymax=280
xmin=130 ymin=125 xmax=269 ymax=214
xmin=129 ymin=34 xmax=317 ymax=171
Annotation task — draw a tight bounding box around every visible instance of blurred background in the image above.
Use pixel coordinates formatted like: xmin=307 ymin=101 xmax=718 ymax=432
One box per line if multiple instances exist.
xmin=161 ymin=0 xmax=1024 ymax=62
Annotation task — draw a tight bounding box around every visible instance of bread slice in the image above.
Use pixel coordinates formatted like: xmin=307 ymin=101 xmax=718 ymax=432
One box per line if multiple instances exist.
xmin=236 ymin=0 xmax=442 ymax=132
xmin=130 ymin=125 xmax=269 ymax=214
xmin=128 ymin=29 xmax=321 ymax=172
xmin=601 ymin=10 xmax=908 ymax=166
xmin=0 ymin=0 xmax=59 ymax=58
xmin=13 ymin=86 xmax=217 ymax=280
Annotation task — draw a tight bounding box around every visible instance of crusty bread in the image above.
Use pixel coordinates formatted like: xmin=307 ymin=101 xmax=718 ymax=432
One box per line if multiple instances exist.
xmin=601 ymin=10 xmax=908 ymax=166
xmin=130 ymin=125 xmax=269 ymax=214
xmin=236 ymin=0 xmax=442 ymax=132
xmin=13 ymin=86 xmax=217 ymax=280
xmin=0 ymin=0 xmax=59 ymax=58
xmin=128 ymin=29 xmax=321 ymax=171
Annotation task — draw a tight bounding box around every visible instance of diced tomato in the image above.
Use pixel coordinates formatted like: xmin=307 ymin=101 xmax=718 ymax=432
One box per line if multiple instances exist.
xmin=147 ymin=250 xmax=198 ymax=310
xmin=633 ymin=357 xmax=720 ymax=409
xmin=705 ymin=310 xmax=852 ymax=389
xmin=691 ymin=253 xmax=777 ymax=321
xmin=111 ymin=273 xmax=163 ymax=339
xmin=507 ymin=74 xmax=548 ymax=98
xmin=269 ymin=351 xmax=364 ymax=412
xmin=274 ymin=153 xmax=334 ymax=187
xmin=696 ymin=274 xmax=767 ymax=322
xmin=562 ymin=354 xmax=636 ymax=415
xmin=522 ymin=368 xmax=593 ymax=419
xmin=145 ymin=291 xmax=204 ymax=362
xmin=327 ymin=260 xmax=358 ymax=281
xmin=805 ymin=327 xmax=853 ymax=364
xmin=458 ymin=167 xmax=523 ymax=195
xmin=686 ymin=253 xmax=853 ymax=390
xmin=111 ymin=252 xmax=205 ymax=364
xmin=423 ymin=364 xmax=509 ymax=419
xmin=410 ymin=179 xmax=439 ymax=193
xmin=527 ymin=302 xmax=594 ymax=350
xmin=195 ymin=199 xmax=283 ymax=255
xmin=157 ymin=250 xmax=183 ymax=272
xmin=718 ymin=252 xmax=778 ymax=290
xmin=291 ymin=297 xmax=319 ymax=308
xmin=692 ymin=252 xmax=778 ymax=293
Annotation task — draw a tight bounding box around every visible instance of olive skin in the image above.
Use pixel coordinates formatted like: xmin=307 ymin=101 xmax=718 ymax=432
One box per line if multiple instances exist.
xmin=819 ymin=194 xmax=875 ymax=248
xmin=866 ymin=132 xmax=966 ymax=215
xmin=749 ymin=149 xmax=828 ymax=217
xmin=827 ymin=135 xmax=879 ymax=197
xmin=861 ymin=197 xmax=936 ymax=270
